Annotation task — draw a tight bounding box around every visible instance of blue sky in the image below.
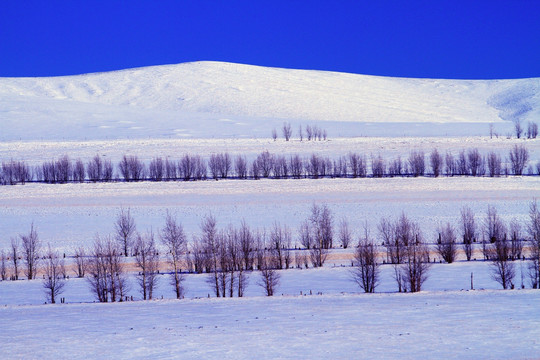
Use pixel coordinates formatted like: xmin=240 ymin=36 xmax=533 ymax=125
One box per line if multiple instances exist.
xmin=1 ymin=1 xmax=539 ymax=79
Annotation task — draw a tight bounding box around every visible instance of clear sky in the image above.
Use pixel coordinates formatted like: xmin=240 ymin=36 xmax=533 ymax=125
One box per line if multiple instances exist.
xmin=1 ymin=0 xmax=539 ymax=79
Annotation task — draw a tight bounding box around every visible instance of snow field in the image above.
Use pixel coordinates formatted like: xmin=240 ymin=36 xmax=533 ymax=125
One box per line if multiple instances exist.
xmin=1 ymin=288 xmax=539 ymax=359
xmin=1 ymin=177 xmax=538 ymax=252
xmin=1 ymin=137 xmax=539 ymax=166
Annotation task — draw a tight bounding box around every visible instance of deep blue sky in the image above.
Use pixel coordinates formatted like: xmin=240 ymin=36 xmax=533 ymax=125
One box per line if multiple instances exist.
xmin=1 ymin=1 xmax=539 ymax=79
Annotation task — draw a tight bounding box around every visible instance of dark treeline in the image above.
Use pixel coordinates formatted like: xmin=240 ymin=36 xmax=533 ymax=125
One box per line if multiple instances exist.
xmin=1 ymin=145 xmax=538 ymax=186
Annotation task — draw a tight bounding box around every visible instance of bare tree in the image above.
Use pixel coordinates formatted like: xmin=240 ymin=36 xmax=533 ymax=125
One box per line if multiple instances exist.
xmin=257 ymin=151 xmax=274 ymax=178
xmin=165 ymin=158 xmax=177 ymax=180
xmin=371 ymin=154 xmax=385 ymax=178
xmin=387 ymin=213 xmax=425 ymax=292
xmin=102 ymin=159 xmax=113 ymax=181
xmin=430 ymin=149 xmax=442 ymax=177
xmin=527 ymin=122 xmax=538 ymax=139
xmin=289 ymin=154 xmax=304 ymax=179
xmin=1 ymin=250 xmax=7 ymax=281
xmin=305 ymin=204 xmax=332 ymax=267
xmin=529 ymin=242 xmax=540 ymax=288
xmin=402 ymin=238 xmax=431 ymax=292
xmin=272 ymin=128 xmax=278 ymax=141
xmin=378 ymin=217 xmax=396 ymax=263
xmin=436 ymin=222 xmax=457 ymax=263
xmin=298 ymin=125 xmax=303 ymax=141
xmin=160 ymin=212 xmax=187 ymax=299
xmin=54 ymin=155 xmax=71 ymax=183
xmin=460 ymin=206 xmax=476 ymax=261
xmin=119 ymin=155 xmax=145 ymax=181
xmin=310 ymin=204 xmax=333 ymax=249
xmin=134 ymin=232 xmax=160 ymax=300
xmin=10 ymin=238 xmax=20 ymax=280
xmin=509 ymin=144 xmax=529 ymax=175
xmin=467 ymin=148 xmax=484 ymax=176
xmin=188 ymin=237 xmax=208 ymax=274
xmin=115 ymin=208 xmax=136 ymax=257
xmin=42 ymin=245 xmax=66 ymax=304
xmin=257 ymin=236 xmax=280 ymax=296
xmin=208 ymin=154 xmax=220 ymax=180
xmin=514 ymin=119 xmax=523 ymax=139
xmin=87 ymin=154 xmax=103 ymax=182
xmin=87 ymin=235 xmax=128 ymax=302
xmin=235 ymin=155 xmax=248 ymax=179
xmin=268 ymin=222 xmax=292 ymax=270
xmin=484 ymin=205 xmax=505 ymax=244
xmin=72 ymin=158 xmax=85 ymax=182
xmin=272 ymin=155 xmax=289 ymax=178
xmin=408 ymin=150 xmax=425 ymax=177
xmin=527 ymin=200 xmax=540 ymax=288
xmin=237 ymin=220 xmax=255 ymax=271
xmin=179 ymin=154 xmax=194 ymax=181
xmin=200 ymin=214 xmax=221 ymax=297
xmin=352 ymin=236 xmax=380 ymax=293
xmin=306 ymin=125 xmax=313 ymax=141
xmin=229 ymin=225 xmax=249 ymax=297
xmin=487 ymin=151 xmax=502 ymax=177
xmin=457 ymin=150 xmax=468 ymax=176
xmin=489 ymin=235 xmax=515 ymax=289
xmin=223 ymin=227 xmax=238 ymax=297
xmin=298 ymin=220 xmax=312 ymax=249
xmin=74 ymin=246 xmax=88 ymax=278
xmin=509 ymin=218 xmax=523 ymax=260
xmin=21 ymin=223 xmax=41 ymax=280
xmin=338 ymin=218 xmax=352 ymax=249
xmin=282 ymin=122 xmax=292 ymax=141
xmin=389 ymin=156 xmax=404 ymax=177
xmin=445 ymin=152 xmax=456 ymax=176
xmin=149 ymin=157 xmax=164 ymax=181
xmin=87 ymin=238 xmax=109 ymax=302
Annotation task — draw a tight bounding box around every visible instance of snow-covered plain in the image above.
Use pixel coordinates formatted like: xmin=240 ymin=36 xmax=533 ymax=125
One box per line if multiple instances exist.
xmin=2 ymin=62 xmax=540 ymax=359
xmin=2 ymin=261 xmax=540 ymax=359
xmin=2 ymin=287 xmax=539 ymax=359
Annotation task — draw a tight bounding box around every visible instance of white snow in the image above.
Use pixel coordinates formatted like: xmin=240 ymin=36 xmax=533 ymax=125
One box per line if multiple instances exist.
xmin=1 ymin=61 xmax=539 ymax=140
xmin=1 ymin=286 xmax=539 ymax=359
xmin=1 ymin=177 xmax=538 ymax=252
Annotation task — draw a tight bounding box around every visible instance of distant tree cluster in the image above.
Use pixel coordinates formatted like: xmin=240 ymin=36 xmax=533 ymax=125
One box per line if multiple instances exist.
xmin=511 ymin=120 xmax=539 ymax=140
xmin=1 ymin=145 xmax=537 ymax=186
xmin=272 ymin=123 xmax=328 ymax=141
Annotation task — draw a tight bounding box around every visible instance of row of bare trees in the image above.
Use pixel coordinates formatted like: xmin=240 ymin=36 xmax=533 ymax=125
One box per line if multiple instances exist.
xmin=3 ymin=200 xmax=540 ymax=303
xmin=272 ymin=123 xmax=328 ymax=142
xmin=1 ymin=145 xmax=537 ymax=185
xmin=0 ymin=223 xmax=68 ymax=303
xmin=513 ymin=119 xmax=539 ymax=139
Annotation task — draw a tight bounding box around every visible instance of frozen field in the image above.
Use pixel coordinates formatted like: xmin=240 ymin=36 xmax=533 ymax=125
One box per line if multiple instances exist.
xmin=1 ymin=136 xmax=539 ymax=166
xmin=1 ymin=285 xmax=539 ymax=359
xmin=2 ymin=259 xmax=540 ymax=359
xmin=1 ymin=176 xmax=539 ymax=251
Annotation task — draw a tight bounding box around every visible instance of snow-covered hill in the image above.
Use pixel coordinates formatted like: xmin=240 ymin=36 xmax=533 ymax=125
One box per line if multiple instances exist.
xmin=1 ymin=61 xmax=539 ymax=140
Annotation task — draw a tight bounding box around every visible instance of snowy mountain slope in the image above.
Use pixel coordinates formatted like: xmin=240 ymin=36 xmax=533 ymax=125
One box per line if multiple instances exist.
xmin=1 ymin=61 xmax=539 ymax=140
